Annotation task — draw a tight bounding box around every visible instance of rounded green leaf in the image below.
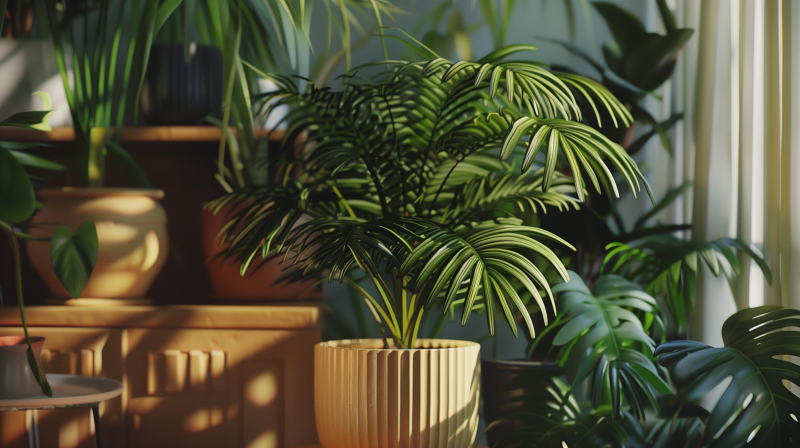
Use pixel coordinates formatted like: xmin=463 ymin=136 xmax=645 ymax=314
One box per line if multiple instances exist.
xmin=50 ymin=222 xmax=99 ymax=298
xmin=0 ymin=147 xmax=36 ymax=224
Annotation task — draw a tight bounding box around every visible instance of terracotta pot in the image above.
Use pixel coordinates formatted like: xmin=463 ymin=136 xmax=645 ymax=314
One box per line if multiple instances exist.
xmin=26 ymin=188 xmax=168 ymax=299
xmin=315 ymin=339 xmax=481 ymax=448
xmin=201 ymin=205 xmax=322 ymax=301
xmin=0 ymin=336 xmax=45 ymax=399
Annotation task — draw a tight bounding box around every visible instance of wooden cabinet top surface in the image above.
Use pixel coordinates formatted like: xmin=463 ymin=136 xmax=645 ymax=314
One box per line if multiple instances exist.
xmin=0 ymin=303 xmax=322 ymax=330
xmin=0 ymin=126 xmax=283 ymax=142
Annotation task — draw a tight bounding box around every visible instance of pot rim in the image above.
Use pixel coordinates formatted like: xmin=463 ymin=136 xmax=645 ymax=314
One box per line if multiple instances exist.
xmin=36 ymin=187 xmax=165 ymax=200
xmin=0 ymin=336 xmax=44 ymax=346
xmin=317 ymin=338 xmax=480 ymax=351
xmin=481 ymin=359 xmax=560 ymax=368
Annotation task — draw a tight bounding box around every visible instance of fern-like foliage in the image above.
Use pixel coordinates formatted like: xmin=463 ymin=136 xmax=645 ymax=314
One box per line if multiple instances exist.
xmin=208 ymin=42 xmax=644 ymax=348
xmin=497 ymin=376 xmax=629 ymax=448
xmin=531 ymin=272 xmax=671 ymax=420
xmin=603 ymin=236 xmax=772 ymax=336
xmin=656 ymin=306 xmax=800 ymax=448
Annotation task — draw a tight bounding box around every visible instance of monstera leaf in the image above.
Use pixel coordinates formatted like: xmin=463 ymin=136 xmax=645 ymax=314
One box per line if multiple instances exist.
xmin=532 ymin=272 xmax=671 ymax=420
xmin=656 ymin=306 xmax=800 ymax=447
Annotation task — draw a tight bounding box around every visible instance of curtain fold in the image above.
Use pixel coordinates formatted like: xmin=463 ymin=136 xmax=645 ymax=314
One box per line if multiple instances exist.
xmin=681 ymin=0 xmax=800 ymax=345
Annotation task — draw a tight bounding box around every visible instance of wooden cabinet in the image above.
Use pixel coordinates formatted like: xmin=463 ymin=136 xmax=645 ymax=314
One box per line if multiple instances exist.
xmin=0 ymin=304 xmax=322 ymax=448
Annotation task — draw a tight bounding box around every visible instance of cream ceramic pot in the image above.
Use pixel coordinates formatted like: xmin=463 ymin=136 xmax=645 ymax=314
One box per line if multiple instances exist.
xmin=315 ymin=339 xmax=481 ymax=448
xmin=26 ymin=188 xmax=168 ymax=299
xmin=0 ymin=336 xmax=45 ymax=399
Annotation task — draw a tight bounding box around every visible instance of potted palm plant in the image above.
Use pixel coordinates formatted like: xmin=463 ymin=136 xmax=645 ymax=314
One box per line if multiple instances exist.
xmin=206 ymin=33 xmax=649 ymax=446
xmin=23 ymin=0 xmax=182 ymax=302
xmin=0 ymin=95 xmax=97 ymax=397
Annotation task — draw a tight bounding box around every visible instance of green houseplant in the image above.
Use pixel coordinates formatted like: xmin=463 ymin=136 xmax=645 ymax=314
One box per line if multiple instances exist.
xmin=0 ymin=94 xmax=97 ymax=396
xmin=496 ymin=304 xmax=800 ymax=448
xmin=202 ymin=0 xmax=397 ymax=301
xmin=21 ymin=0 xmax=185 ymax=301
xmin=539 ymin=0 xmax=696 ymax=301
xmin=206 ymin=33 xmax=650 ymax=446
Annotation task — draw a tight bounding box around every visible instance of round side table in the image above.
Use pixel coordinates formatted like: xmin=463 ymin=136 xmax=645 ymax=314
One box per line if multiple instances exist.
xmin=0 ymin=374 xmax=123 ymax=448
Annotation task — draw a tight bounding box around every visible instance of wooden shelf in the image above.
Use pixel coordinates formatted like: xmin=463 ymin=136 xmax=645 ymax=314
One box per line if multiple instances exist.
xmin=0 ymin=126 xmax=283 ymax=142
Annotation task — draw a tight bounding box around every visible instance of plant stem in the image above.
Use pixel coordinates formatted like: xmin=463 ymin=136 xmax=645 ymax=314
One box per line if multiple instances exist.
xmin=656 ymin=0 xmax=677 ymax=34
xmin=88 ymin=127 xmax=106 ymax=187
xmin=0 ymin=221 xmax=51 ymax=396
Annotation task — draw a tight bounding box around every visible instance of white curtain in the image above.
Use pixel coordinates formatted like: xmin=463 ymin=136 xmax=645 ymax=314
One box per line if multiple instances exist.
xmin=672 ymin=0 xmax=800 ymax=346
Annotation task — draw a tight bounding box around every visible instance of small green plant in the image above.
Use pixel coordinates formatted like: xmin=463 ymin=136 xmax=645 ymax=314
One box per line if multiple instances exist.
xmin=0 ymin=94 xmax=97 ymax=396
xmin=35 ymin=0 xmax=186 ymax=187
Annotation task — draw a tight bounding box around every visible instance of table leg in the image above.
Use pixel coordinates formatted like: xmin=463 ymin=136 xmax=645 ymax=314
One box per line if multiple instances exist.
xmin=27 ymin=410 xmax=39 ymax=448
xmin=92 ymin=406 xmax=102 ymax=448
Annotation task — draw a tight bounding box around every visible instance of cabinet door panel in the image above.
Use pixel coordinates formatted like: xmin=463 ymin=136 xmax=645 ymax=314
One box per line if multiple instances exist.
xmin=125 ymin=327 xmax=318 ymax=448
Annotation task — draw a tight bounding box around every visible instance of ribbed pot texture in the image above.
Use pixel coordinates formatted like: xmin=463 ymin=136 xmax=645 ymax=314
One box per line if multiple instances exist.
xmin=140 ymin=44 xmax=223 ymax=125
xmin=315 ymin=339 xmax=481 ymax=448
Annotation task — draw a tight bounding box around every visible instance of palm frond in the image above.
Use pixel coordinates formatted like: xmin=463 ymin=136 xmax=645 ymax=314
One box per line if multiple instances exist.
xmin=401 ymin=217 xmax=573 ymax=338
xmin=217 ymin=44 xmax=646 ymax=347
xmin=603 ymin=237 xmax=772 ymax=335
xmin=439 ymin=169 xmax=579 ymax=227
xmin=502 ymin=117 xmax=649 ymax=202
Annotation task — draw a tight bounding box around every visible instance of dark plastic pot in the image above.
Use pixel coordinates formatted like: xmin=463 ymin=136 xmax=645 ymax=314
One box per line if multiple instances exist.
xmin=140 ymin=44 xmax=223 ymax=125
xmin=481 ymin=359 xmax=565 ymax=447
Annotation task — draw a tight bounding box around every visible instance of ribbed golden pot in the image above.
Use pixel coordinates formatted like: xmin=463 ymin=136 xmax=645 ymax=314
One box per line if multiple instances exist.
xmin=315 ymin=339 xmax=481 ymax=448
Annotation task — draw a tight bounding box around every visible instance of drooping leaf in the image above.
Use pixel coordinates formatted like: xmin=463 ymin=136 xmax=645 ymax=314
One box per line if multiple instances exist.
xmin=7 ymin=149 xmax=67 ymax=171
xmin=656 ymin=306 xmax=800 ymax=447
xmin=593 ymin=2 xmax=648 ymax=54
xmin=623 ymin=29 xmax=694 ymax=90
xmin=49 ymin=222 xmax=99 ymax=298
xmin=0 ymin=147 xmax=36 ymax=224
xmin=0 ymin=111 xmax=54 ymax=131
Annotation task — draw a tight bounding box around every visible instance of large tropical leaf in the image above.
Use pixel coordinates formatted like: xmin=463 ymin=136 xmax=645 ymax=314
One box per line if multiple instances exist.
xmin=532 ymin=272 xmax=671 ymax=420
xmin=603 ymin=237 xmax=772 ymax=335
xmin=656 ymin=306 xmax=800 ymax=447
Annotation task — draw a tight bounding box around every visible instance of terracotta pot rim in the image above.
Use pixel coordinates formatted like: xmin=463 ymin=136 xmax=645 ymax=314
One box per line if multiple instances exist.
xmin=0 ymin=336 xmax=44 ymax=347
xmin=318 ymin=338 xmax=480 ymax=351
xmin=36 ymin=187 xmax=165 ymax=200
